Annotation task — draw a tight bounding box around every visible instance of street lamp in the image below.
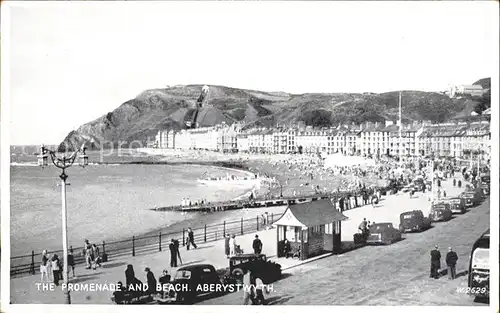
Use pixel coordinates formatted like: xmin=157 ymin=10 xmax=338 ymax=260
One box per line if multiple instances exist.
xmin=38 ymin=143 xmax=88 ymax=304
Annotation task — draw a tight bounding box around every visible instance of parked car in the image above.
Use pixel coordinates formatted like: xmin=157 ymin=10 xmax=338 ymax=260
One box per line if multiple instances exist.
xmin=480 ymin=182 xmax=490 ymax=195
xmin=429 ymin=203 xmax=453 ymax=222
xmin=480 ymin=175 xmax=490 ymax=185
xmin=448 ymin=197 xmax=466 ymax=214
xmin=461 ymin=190 xmax=482 ymax=207
xmin=399 ymin=210 xmax=431 ymax=233
xmin=224 ymin=254 xmax=282 ymax=285
xmin=460 ymin=192 xmax=475 ymax=208
xmin=366 ymin=223 xmax=402 ymax=245
xmin=468 ymin=230 xmax=490 ymax=300
xmin=159 ymin=264 xmax=224 ymax=304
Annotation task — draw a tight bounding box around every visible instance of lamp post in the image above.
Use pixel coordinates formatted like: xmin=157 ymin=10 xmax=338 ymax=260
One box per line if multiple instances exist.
xmin=38 ymin=144 xmax=88 ymax=304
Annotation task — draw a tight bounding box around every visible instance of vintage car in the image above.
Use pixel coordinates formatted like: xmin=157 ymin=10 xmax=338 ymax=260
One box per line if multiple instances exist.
xmin=158 ymin=264 xmax=224 ymax=304
xmin=480 ymin=182 xmax=490 ymax=195
xmin=399 ymin=210 xmax=431 ymax=233
xmin=448 ymin=197 xmax=466 ymax=214
xmin=461 ymin=190 xmax=482 ymax=207
xmin=224 ymin=254 xmax=282 ymax=285
xmin=468 ymin=230 xmax=490 ymax=300
xmin=366 ymin=223 xmax=402 ymax=245
xmin=429 ymin=203 xmax=453 ymax=222
xmin=480 ymin=175 xmax=490 ymax=185
xmin=460 ymin=192 xmax=476 ymax=208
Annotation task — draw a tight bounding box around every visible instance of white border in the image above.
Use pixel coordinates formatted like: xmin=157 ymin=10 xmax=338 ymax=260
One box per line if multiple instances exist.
xmin=1 ymin=0 xmax=13 ymax=309
xmin=1 ymin=1 xmax=499 ymax=313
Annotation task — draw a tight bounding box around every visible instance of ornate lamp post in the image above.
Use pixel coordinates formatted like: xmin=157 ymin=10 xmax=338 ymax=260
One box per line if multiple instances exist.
xmin=38 ymin=144 xmax=88 ymax=304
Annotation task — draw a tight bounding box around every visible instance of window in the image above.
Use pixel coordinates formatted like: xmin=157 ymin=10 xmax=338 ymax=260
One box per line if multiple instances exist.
xmin=286 ymin=226 xmax=302 ymax=242
xmin=325 ymin=223 xmax=336 ymax=234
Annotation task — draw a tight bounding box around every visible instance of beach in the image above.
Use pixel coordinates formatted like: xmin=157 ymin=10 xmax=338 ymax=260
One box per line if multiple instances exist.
xmin=10 ymin=148 xmax=380 ymax=258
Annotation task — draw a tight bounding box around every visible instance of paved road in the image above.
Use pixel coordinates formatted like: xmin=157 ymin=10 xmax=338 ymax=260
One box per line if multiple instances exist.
xmin=200 ymin=197 xmax=490 ymax=305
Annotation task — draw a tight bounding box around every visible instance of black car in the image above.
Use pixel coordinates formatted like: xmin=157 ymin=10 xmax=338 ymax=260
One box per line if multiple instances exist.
xmin=399 ymin=210 xmax=431 ymax=233
xmin=468 ymin=230 xmax=490 ymax=300
xmin=159 ymin=264 xmax=224 ymax=304
xmin=225 ymin=254 xmax=282 ymax=285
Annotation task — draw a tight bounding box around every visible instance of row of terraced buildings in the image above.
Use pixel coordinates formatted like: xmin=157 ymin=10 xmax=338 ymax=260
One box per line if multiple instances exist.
xmin=154 ymin=120 xmax=491 ymax=160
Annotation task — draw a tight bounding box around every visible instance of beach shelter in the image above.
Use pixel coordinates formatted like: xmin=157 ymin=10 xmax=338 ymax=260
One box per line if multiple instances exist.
xmin=273 ymin=199 xmax=348 ymax=260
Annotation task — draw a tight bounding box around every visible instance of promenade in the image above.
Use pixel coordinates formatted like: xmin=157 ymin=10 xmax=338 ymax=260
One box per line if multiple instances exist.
xmin=10 ymin=175 xmax=465 ymax=304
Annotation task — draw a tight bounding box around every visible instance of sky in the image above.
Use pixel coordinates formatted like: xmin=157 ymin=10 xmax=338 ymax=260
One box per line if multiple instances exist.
xmin=2 ymin=1 xmax=499 ymax=145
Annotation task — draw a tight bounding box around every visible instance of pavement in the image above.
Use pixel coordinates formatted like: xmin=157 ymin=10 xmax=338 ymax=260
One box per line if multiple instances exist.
xmin=198 ymin=177 xmax=489 ymax=305
xmin=10 ymin=175 xmax=474 ymax=305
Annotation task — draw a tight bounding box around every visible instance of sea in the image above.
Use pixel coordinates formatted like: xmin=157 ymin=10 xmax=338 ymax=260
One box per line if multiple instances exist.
xmin=9 ymin=147 xmax=281 ymax=257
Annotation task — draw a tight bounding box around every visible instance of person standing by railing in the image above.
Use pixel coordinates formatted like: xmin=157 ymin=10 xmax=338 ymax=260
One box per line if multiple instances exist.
xmin=40 ymin=250 xmax=50 ymax=282
xmin=186 ymin=228 xmax=197 ymax=250
xmin=67 ymin=247 xmax=76 ymax=278
xmin=83 ymin=239 xmax=92 ymax=270
xmin=169 ymin=239 xmax=178 ymax=268
xmin=51 ymin=254 xmax=62 ymax=286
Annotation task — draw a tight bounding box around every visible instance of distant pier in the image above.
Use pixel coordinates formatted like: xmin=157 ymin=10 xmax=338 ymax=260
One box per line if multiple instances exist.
xmin=152 ymin=192 xmax=358 ymax=212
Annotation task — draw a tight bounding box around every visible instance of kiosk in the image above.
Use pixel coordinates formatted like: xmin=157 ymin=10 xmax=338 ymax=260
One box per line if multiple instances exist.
xmin=273 ymin=199 xmax=348 ymax=260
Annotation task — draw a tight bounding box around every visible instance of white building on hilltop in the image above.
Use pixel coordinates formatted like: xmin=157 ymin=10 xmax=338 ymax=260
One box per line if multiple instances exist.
xmin=449 ymin=85 xmax=484 ymax=98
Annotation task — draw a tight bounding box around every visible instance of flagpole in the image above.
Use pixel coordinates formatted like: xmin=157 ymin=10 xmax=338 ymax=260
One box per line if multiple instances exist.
xmin=430 ymin=159 xmax=434 ymax=206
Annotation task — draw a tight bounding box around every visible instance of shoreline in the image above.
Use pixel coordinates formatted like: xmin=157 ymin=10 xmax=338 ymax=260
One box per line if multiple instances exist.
xmin=9 ymin=160 xmax=265 ymax=257
xmin=10 ymin=148 xmax=378 ymax=258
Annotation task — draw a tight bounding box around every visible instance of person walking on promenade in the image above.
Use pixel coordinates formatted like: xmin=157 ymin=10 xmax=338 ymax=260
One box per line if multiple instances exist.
xmin=359 ymin=218 xmax=368 ymax=235
xmin=169 ymin=239 xmax=178 ymax=268
xmin=253 ymin=235 xmax=263 ymax=254
xmin=457 ymin=180 xmax=462 ymax=188
xmin=254 ymin=275 xmax=269 ymax=305
xmin=51 ymin=254 xmax=62 ymax=286
xmin=40 ymin=250 xmax=50 ymax=282
xmin=186 ymin=228 xmax=197 ymax=250
xmin=158 ymin=270 xmax=171 ymax=298
xmin=144 ymin=267 xmax=157 ymax=296
xmin=125 ymin=264 xmax=136 ymax=287
xmin=446 ymin=247 xmax=458 ymax=280
xmin=229 ymin=234 xmax=237 ymax=256
xmin=430 ymin=245 xmax=441 ymax=279
xmin=453 ymin=178 xmax=456 ymax=187
xmin=67 ymin=247 xmax=76 ymax=278
xmin=242 ymin=269 xmax=255 ymax=305
xmin=159 ymin=269 xmax=171 ymax=286
xmin=443 ymin=190 xmax=447 ymax=198
xmin=225 ymin=234 xmax=231 ymax=258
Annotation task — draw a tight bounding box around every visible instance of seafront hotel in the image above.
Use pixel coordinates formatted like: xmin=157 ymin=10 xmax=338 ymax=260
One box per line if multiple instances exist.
xmin=154 ymin=119 xmax=491 ymax=160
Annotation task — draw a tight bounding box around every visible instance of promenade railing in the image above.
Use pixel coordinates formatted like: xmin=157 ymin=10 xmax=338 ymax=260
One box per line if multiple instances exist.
xmin=10 ymin=211 xmax=284 ymax=278
xmin=11 ymin=189 xmax=391 ymax=278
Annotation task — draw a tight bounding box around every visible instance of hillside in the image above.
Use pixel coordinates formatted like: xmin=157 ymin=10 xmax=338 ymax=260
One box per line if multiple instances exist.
xmin=473 ymin=77 xmax=491 ymax=89
xmin=59 ymin=84 xmax=480 ymax=150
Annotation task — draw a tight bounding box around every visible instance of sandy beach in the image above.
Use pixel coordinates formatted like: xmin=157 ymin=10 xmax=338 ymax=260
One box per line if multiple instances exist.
xmin=138 ymin=148 xmax=384 ymax=200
